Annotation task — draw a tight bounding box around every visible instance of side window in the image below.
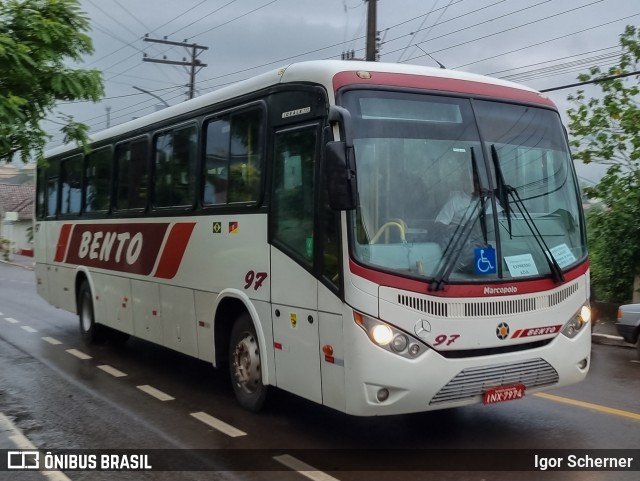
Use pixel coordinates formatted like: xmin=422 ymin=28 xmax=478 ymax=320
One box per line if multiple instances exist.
xmin=204 ymin=119 xmax=230 ymax=205
xmin=203 ymin=107 xmax=264 ymax=206
xmin=229 ymin=110 xmax=263 ymax=202
xmin=115 ymin=138 xmax=149 ymax=210
xmin=36 ymin=168 xmax=46 ymax=219
xmin=47 ymin=176 xmax=58 ymax=217
xmin=272 ymin=126 xmax=318 ymax=265
xmin=60 ymin=155 xmax=83 ymax=215
xmin=85 ymin=147 xmax=112 ymax=212
xmin=153 ymin=124 xmax=198 ymax=208
xmin=319 ymin=168 xmax=341 ymax=289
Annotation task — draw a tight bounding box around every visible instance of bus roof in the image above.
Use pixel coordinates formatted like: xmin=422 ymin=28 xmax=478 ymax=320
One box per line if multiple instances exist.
xmin=45 ymin=60 xmax=551 ymax=159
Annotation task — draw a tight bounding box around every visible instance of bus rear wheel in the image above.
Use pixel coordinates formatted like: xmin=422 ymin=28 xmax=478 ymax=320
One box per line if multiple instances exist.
xmin=78 ymin=280 xmax=105 ymax=345
xmin=229 ymin=313 xmax=267 ymax=412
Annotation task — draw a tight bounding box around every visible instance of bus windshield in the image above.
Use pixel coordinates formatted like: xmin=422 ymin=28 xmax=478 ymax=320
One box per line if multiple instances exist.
xmin=341 ymin=90 xmax=587 ymax=283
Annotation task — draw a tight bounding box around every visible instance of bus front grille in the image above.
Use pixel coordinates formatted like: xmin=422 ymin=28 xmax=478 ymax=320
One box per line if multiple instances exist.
xmin=429 ymin=358 xmax=558 ymax=405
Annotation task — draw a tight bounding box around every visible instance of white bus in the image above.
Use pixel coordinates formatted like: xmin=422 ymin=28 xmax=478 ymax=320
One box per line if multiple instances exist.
xmin=35 ymin=60 xmax=591 ymax=416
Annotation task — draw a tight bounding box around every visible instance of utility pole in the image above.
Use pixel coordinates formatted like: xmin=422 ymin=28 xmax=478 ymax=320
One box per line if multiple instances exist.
xmin=142 ymin=36 xmax=208 ymax=100
xmin=365 ymin=0 xmax=377 ymax=61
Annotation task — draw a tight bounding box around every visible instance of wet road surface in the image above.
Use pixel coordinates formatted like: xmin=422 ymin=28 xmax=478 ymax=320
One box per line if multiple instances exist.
xmin=1 ymin=261 xmax=639 ymax=481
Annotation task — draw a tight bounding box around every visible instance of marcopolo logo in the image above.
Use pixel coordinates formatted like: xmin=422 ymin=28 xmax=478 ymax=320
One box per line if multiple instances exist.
xmin=484 ymin=286 xmax=518 ymax=295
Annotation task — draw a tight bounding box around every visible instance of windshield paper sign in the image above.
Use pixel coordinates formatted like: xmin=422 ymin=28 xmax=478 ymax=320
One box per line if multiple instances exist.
xmin=547 ymin=243 xmax=577 ymax=268
xmin=504 ymin=253 xmax=539 ymax=277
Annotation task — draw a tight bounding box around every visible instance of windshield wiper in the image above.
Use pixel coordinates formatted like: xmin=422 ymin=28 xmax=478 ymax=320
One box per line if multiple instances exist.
xmin=430 ymin=194 xmax=485 ymax=292
xmin=430 ymin=147 xmax=489 ymax=292
xmin=491 ymin=144 xmax=512 ymax=238
xmin=490 ymin=144 xmax=565 ymax=283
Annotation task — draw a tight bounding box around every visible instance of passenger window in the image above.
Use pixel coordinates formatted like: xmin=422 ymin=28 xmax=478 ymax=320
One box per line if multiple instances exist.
xmin=204 ymin=119 xmax=230 ymax=205
xmin=272 ymin=126 xmax=318 ymax=265
xmin=115 ymin=138 xmax=149 ymax=210
xmin=60 ymin=155 xmax=83 ymax=215
xmin=85 ymin=147 xmax=112 ymax=212
xmin=203 ymin=108 xmax=264 ymax=205
xmin=154 ymin=124 xmax=198 ymax=207
xmin=46 ymin=175 xmax=58 ymax=217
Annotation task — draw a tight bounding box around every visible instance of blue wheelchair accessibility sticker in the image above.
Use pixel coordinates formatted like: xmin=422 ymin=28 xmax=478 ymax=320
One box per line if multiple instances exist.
xmin=475 ymin=247 xmax=497 ymax=275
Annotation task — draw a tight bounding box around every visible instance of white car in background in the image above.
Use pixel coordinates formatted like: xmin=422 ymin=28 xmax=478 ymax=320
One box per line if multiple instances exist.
xmin=616 ymin=304 xmax=640 ymax=359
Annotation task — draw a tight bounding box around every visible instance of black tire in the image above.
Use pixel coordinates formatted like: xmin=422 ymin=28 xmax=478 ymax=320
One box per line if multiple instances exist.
xmin=78 ymin=280 xmax=106 ymax=345
xmin=228 ymin=313 xmax=267 ymax=412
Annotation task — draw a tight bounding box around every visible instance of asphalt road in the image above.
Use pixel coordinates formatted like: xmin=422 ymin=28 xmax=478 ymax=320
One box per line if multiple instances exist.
xmin=0 ymin=260 xmax=639 ymax=481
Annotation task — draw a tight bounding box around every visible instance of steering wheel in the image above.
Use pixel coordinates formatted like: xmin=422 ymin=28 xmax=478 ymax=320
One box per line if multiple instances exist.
xmin=370 ymin=220 xmax=406 ymax=244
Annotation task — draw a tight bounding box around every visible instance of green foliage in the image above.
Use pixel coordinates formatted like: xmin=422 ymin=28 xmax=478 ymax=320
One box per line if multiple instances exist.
xmin=585 ymin=171 xmax=640 ymax=303
xmin=0 ymin=0 xmax=104 ymax=164
xmin=567 ymin=25 xmax=640 ymax=302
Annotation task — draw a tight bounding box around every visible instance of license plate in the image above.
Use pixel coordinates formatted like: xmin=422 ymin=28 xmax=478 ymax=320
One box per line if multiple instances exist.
xmin=483 ymin=384 xmax=526 ymax=404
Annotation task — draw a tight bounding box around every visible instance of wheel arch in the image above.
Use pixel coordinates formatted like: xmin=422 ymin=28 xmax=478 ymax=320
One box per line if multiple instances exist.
xmin=213 ymin=289 xmax=272 ymax=386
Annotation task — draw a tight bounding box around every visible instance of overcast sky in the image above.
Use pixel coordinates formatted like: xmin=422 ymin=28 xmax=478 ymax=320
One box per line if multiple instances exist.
xmin=47 ymin=0 xmax=639 ymax=179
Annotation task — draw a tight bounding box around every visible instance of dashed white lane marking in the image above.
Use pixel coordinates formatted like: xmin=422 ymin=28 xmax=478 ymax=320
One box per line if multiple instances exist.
xmin=273 ymin=454 xmax=340 ymax=481
xmin=4 ymin=317 xmax=19 ymax=324
xmin=137 ymin=384 xmax=175 ymax=401
xmin=66 ymin=349 xmax=92 ymax=360
xmin=98 ymin=365 xmax=127 ymax=377
xmin=190 ymin=411 xmax=247 ymax=438
xmin=42 ymin=337 xmax=63 ymax=345
xmin=0 ymin=412 xmax=72 ymax=481
xmin=20 ymin=325 xmax=38 ymax=333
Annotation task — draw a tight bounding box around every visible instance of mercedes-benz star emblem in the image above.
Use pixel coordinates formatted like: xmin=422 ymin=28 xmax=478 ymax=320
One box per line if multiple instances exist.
xmin=414 ymin=319 xmax=431 ymax=339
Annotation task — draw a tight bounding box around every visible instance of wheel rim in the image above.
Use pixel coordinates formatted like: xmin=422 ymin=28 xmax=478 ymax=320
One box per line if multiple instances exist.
xmin=81 ymin=292 xmax=92 ymax=332
xmin=232 ymin=331 xmax=261 ymax=394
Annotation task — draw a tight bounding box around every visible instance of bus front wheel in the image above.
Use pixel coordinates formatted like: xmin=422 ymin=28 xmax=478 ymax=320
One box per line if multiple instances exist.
xmin=229 ymin=313 xmax=267 ymax=412
xmin=78 ymin=280 xmax=105 ymax=345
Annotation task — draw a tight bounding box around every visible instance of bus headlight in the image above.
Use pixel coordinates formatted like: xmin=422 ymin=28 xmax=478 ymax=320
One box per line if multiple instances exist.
xmin=372 ymin=325 xmax=393 ymax=346
xmin=354 ymin=311 xmax=427 ymax=358
xmin=561 ymin=304 xmax=591 ymax=339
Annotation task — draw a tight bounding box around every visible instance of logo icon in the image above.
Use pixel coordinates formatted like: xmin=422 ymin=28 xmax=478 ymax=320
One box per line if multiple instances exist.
xmin=213 ymin=222 xmax=222 ymax=233
xmin=414 ymin=319 xmax=431 ymax=339
xmin=496 ymin=322 xmax=510 ymax=340
xmin=7 ymin=451 xmax=39 ymax=470
xmin=229 ymin=221 xmax=239 ymax=234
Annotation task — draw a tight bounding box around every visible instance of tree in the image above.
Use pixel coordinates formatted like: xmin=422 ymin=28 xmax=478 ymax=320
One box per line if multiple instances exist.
xmin=567 ymin=25 xmax=640 ymax=303
xmin=0 ymin=0 xmax=104 ymax=164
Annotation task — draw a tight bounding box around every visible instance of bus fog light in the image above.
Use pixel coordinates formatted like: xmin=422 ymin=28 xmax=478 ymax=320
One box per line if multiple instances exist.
xmin=377 ymin=388 xmax=390 ymax=402
xmin=578 ymin=357 xmax=588 ymax=370
xmin=372 ymin=325 xmax=393 ymax=346
xmin=391 ymin=334 xmax=408 ymax=352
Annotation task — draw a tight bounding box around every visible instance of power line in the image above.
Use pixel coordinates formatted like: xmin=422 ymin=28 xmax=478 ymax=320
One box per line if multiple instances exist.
xmin=190 ymin=0 xmax=280 ymax=39
xmin=453 ymin=12 xmax=638 ymax=70
xmin=539 ymin=69 xmax=640 ymax=93
xmin=398 ymin=0 xmax=601 ymax=64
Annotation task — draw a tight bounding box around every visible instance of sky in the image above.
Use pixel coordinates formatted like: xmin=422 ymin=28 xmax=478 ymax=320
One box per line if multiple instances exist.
xmin=46 ymin=0 xmax=640 ymax=180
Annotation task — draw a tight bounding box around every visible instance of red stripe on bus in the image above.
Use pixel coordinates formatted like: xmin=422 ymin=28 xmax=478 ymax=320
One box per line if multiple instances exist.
xmin=348 ymin=258 xmax=589 ymax=298
xmin=54 ymin=224 xmax=73 ymax=262
xmin=332 ymin=71 xmax=556 ymax=108
xmin=153 ymin=222 xmax=196 ymax=279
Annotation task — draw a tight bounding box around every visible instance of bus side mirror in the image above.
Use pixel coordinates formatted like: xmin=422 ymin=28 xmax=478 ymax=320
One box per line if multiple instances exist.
xmin=325 ymin=141 xmax=357 ymax=211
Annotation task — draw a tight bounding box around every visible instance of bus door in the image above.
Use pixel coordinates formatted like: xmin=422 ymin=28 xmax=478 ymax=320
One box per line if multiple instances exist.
xmin=270 ymin=122 xmax=323 ymax=404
